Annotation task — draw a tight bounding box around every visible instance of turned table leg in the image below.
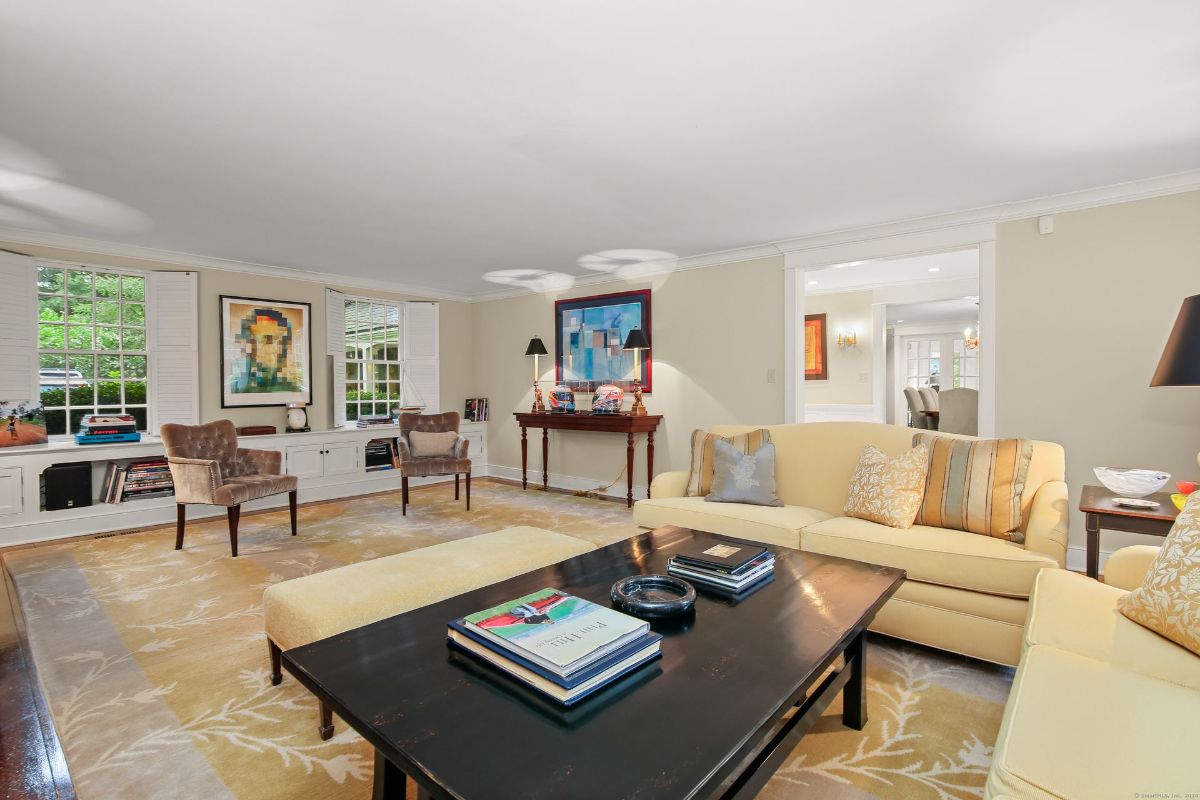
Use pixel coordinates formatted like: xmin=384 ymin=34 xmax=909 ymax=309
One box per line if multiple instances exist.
xmin=625 ymin=432 xmax=635 ymax=508
xmin=542 ymin=428 xmax=549 ymax=489
xmin=646 ymin=431 xmax=655 ymax=499
xmin=520 ymin=425 xmax=528 ymax=490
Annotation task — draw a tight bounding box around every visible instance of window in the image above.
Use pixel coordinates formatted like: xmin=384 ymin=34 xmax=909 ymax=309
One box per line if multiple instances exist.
xmin=344 ymin=299 xmax=402 ymax=421
xmin=952 ymin=338 xmax=979 ymax=389
xmin=37 ymin=265 xmax=149 ymax=433
xmin=905 ymin=338 xmax=942 ymax=390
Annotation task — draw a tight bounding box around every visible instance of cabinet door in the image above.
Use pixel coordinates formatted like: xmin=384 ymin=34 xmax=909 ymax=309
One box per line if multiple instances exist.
xmin=460 ymin=429 xmax=485 ymax=462
xmin=285 ymin=444 xmax=325 ymax=479
xmin=322 ymin=442 xmax=360 ymax=477
xmin=0 ymin=467 xmax=22 ymax=516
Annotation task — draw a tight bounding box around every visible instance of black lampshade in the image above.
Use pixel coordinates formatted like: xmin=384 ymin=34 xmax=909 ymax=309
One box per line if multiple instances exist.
xmin=1151 ymin=294 xmax=1200 ymax=386
xmin=524 ymin=336 xmax=549 ymax=357
xmin=622 ymin=328 xmax=650 ymax=351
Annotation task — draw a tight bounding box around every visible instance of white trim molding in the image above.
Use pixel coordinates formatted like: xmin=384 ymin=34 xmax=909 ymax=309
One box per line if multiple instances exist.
xmin=803 ymin=404 xmax=879 ymax=423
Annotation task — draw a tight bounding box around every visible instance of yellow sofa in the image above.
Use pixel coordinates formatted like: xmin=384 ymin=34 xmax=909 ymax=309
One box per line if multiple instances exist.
xmin=633 ymin=422 xmax=1069 ymax=666
xmin=985 ymin=546 xmax=1200 ymax=798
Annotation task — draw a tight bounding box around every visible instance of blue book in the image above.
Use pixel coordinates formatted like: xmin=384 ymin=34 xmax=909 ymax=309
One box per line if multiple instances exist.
xmin=75 ymin=432 xmax=142 ymax=444
xmin=447 ymin=619 xmax=661 ymax=689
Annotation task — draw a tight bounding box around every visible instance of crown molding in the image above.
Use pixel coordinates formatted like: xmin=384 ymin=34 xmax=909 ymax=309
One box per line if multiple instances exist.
xmin=0 ymin=226 xmax=476 ymax=303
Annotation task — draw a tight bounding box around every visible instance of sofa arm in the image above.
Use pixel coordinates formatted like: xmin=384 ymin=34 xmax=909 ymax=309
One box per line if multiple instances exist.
xmin=650 ymin=470 xmax=689 ymax=499
xmin=395 ymin=437 xmax=412 ymax=462
xmin=1022 ymin=480 xmax=1069 ymax=567
xmin=167 ymin=457 xmax=220 ymax=504
xmin=1103 ymin=545 xmax=1160 ymax=591
xmin=235 ymin=447 xmax=282 ymax=475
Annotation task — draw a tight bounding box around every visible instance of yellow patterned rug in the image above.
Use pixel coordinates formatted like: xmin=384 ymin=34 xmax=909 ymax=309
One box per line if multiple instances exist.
xmin=4 ymin=481 xmax=1012 ymax=799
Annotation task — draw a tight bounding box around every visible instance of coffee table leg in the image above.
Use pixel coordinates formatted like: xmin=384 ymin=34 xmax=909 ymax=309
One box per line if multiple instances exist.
xmin=1085 ymin=512 xmax=1100 ymax=579
xmin=372 ymin=751 xmax=406 ymax=800
xmin=842 ymin=631 xmax=867 ymax=730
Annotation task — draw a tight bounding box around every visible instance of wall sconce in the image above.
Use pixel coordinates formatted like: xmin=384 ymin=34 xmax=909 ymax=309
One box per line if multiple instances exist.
xmin=964 ymin=326 xmax=980 ymax=350
xmin=836 ymin=330 xmax=857 ymax=349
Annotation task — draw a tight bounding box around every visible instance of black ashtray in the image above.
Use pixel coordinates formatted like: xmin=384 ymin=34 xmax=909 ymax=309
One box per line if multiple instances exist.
xmin=611 ymin=574 xmax=696 ymax=619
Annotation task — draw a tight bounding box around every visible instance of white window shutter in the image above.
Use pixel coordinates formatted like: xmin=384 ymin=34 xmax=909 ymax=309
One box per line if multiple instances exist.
xmin=0 ymin=252 xmax=37 ymax=401
xmin=326 ymin=289 xmax=347 ymax=427
xmin=406 ymin=360 xmax=439 ymax=416
xmin=404 ymin=302 xmax=439 ymax=359
xmin=148 ymin=271 xmax=199 ymax=429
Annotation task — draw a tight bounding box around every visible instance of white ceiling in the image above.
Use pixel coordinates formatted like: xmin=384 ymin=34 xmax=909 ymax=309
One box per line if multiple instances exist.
xmin=805 ymin=250 xmax=978 ymax=294
xmin=2 ymin=1 xmax=1198 ymax=297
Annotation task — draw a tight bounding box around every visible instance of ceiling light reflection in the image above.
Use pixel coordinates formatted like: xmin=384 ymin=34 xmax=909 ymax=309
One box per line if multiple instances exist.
xmin=483 ymin=269 xmax=576 ymax=294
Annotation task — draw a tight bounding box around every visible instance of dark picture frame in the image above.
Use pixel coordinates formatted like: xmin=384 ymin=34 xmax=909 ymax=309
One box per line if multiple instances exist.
xmin=554 ymin=289 xmax=652 ymax=393
xmin=220 ymin=295 xmax=313 ymax=408
xmin=804 ymin=313 xmax=828 ymax=381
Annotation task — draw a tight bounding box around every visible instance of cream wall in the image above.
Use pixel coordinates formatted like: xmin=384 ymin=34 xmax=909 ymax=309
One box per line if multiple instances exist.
xmin=0 ymin=240 xmax=474 ymax=432
xmin=471 ymin=257 xmax=786 ymax=491
xmin=803 ymin=290 xmax=874 ymax=405
xmin=995 ymin=190 xmax=1200 ymax=561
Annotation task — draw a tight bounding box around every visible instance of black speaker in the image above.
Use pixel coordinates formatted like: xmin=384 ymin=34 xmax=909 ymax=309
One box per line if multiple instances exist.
xmin=44 ymin=462 xmax=92 ymax=511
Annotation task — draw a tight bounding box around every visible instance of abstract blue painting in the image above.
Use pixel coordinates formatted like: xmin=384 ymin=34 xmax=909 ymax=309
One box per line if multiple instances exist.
xmin=554 ymin=290 xmax=651 ymax=392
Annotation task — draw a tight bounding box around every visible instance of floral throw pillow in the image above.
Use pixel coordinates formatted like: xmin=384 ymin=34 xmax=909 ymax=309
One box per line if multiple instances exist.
xmin=1117 ymin=491 xmax=1200 ymax=657
xmin=843 ymin=443 xmax=930 ymax=529
xmin=705 ymin=441 xmax=783 ymax=507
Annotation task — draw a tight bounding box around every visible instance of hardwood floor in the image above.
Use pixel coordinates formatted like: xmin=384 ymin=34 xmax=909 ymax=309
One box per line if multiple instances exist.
xmin=0 ymin=558 xmax=75 ymax=800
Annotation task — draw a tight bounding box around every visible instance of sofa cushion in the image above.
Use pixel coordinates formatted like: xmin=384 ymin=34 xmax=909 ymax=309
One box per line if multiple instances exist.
xmin=986 ymin=645 xmax=1200 ymax=800
xmin=843 ymin=443 xmax=929 ymax=528
xmin=212 ymin=473 xmax=298 ymax=506
xmin=801 ymin=516 xmax=1057 ymax=597
xmin=1025 ymin=568 xmax=1200 ymax=690
xmin=633 ymin=496 xmax=831 ymax=550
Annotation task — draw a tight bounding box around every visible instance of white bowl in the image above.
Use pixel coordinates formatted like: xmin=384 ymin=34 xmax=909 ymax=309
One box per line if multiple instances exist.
xmin=1093 ymin=467 xmax=1171 ymax=498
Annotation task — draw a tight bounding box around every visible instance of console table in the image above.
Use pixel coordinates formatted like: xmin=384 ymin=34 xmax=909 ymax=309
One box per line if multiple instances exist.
xmin=513 ymin=412 xmax=663 ymax=508
xmin=1078 ymin=484 xmax=1179 ymax=579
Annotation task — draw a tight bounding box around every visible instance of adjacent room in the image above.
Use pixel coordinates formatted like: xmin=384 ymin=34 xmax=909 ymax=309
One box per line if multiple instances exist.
xmin=1 ymin=3 xmax=1198 ymax=800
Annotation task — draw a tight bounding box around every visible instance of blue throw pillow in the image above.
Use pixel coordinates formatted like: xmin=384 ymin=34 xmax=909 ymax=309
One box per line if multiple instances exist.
xmin=704 ymin=440 xmax=783 ymax=507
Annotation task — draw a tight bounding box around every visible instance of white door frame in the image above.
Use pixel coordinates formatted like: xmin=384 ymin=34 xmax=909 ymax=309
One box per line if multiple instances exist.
xmin=782 ymin=221 xmax=997 ymax=436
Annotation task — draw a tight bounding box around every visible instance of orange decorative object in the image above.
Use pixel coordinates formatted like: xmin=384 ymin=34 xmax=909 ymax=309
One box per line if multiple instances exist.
xmin=805 ymin=313 xmax=828 ymax=380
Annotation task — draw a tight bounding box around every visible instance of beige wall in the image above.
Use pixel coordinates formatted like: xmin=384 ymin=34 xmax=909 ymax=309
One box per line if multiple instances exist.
xmin=995 ymin=190 xmax=1200 ymax=558
xmin=1 ymin=240 xmax=474 ymax=432
xmin=803 ymin=290 xmax=874 ymax=405
xmin=472 ymin=257 xmax=786 ymax=489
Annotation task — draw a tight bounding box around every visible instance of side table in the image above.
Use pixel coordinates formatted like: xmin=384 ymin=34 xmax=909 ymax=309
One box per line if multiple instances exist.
xmin=1078 ymin=485 xmax=1179 ymax=580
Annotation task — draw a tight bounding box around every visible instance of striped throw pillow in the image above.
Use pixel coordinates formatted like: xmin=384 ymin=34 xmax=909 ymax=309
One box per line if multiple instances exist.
xmin=912 ymin=433 xmax=1034 ymax=542
xmin=684 ymin=428 xmax=772 ymax=497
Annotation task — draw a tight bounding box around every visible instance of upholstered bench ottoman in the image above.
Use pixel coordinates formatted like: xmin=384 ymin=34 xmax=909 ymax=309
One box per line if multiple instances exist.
xmin=263 ymin=525 xmax=596 ymax=738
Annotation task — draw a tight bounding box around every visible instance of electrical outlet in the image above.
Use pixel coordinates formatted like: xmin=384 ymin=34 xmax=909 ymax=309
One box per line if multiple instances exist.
xmin=766 ymin=368 xmax=776 ymax=384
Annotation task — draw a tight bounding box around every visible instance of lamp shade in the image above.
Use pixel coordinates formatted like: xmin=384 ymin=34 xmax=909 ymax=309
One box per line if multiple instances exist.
xmin=524 ymin=336 xmax=549 ymax=357
xmin=1151 ymin=294 xmax=1200 ymax=386
xmin=622 ymin=328 xmax=650 ymax=351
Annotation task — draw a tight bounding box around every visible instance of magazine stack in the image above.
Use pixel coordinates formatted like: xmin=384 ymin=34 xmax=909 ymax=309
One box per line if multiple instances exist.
xmin=667 ymin=541 xmax=775 ymax=595
xmin=101 ymin=458 xmax=174 ymax=503
xmin=447 ymin=588 xmax=662 ymax=705
xmin=355 ymin=414 xmax=395 ymax=428
xmin=76 ymin=414 xmax=141 ymax=445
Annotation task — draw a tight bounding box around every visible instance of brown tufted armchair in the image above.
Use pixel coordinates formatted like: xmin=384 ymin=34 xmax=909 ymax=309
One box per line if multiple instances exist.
xmin=398 ymin=412 xmax=471 ymax=515
xmin=161 ymin=419 xmax=299 ymax=557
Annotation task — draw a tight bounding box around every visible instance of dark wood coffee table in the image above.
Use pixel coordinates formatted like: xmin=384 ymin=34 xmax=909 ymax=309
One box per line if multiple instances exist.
xmin=283 ymin=526 xmax=904 ymax=800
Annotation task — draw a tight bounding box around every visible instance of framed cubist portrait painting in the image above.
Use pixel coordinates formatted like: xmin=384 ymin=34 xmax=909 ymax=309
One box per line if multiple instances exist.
xmin=555 ymin=290 xmax=651 ymax=392
xmin=220 ymin=296 xmax=312 ymax=408
xmin=804 ymin=313 xmax=828 ymax=380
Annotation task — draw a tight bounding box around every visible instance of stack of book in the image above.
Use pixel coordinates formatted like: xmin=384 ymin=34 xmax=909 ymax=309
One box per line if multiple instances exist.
xmin=355 ymin=415 xmax=395 ymax=428
xmin=76 ymin=414 xmax=141 ymax=445
xmin=447 ymin=588 xmax=662 ymax=706
xmin=667 ymin=541 xmax=775 ymax=595
xmin=100 ymin=458 xmax=175 ymax=503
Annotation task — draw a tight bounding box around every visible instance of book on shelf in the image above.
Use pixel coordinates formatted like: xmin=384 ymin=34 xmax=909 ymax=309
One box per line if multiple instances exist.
xmin=356 ymin=415 xmax=395 ymax=428
xmin=100 ymin=458 xmax=175 ymax=503
xmin=76 ymin=431 xmax=142 ymax=444
xmin=447 ymin=588 xmax=659 ymax=705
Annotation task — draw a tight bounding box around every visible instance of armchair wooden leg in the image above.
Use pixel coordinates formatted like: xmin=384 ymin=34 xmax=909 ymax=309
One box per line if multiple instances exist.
xmin=175 ymin=503 xmax=186 ymax=550
xmin=466 ymin=472 xmax=471 ymax=511
xmin=318 ymin=700 xmax=334 ymax=740
xmin=402 ymin=476 xmax=408 ymax=516
xmin=455 ymin=473 xmax=460 ymax=500
xmin=227 ymin=505 xmax=241 ymax=557
xmin=289 ymin=490 xmax=298 ymax=536
xmin=268 ymin=639 xmax=282 ymax=686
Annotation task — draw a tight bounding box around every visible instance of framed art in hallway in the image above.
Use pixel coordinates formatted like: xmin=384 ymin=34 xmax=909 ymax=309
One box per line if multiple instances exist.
xmin=555 ymin=289 xmax=652 ymax=392
xmin=805 ymin=313 xmax=828 ymax=380
xmin=220 ymin=295 xmax=313 ymax=408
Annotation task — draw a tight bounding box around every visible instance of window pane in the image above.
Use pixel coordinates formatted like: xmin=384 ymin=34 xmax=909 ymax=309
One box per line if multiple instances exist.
xmin=96 ymin=327 xmax=121 ymax=351
xmin=37 ymin=267 xmax=64 ymax=293
xmin=95 ymin=300 xmax=120 ymax=325
xmin=97 ymin=377 xmax=121 ymax=404
xmin=122 ymin=328 xmax=146 ymax=350
xmin=371 ymin=342 xmax=387 ymax=360
xmin=127 ymin=407 xmax=147 ymax=431
xmin=39 ymin=324 xmax=64 ymax=350
xmin=98 ymin=354 xmax=122 ymax=380
xmin=124 ymin=355 xmax=147 ymax=379
xmin=346 ymin=362 xmax=360 ymax=381
xmin=94 ymin=273 xmax=121 ymax=299
xmin=39 ymin=295 xmax=64 ymax=322
xmin=68 ymin=409 xmax=90 ymax=433
xmin=124 ymin=380 xmax=147 ymax=404
xmin=124 ymin=302 xmax=145 ymax=327
xmin=44 ymin=410 xmax=66 ymax=436
xmin=66 ymin=271 xmax=93 ymax=296
xmin=66 ymin=298 xmax=92 ymax=324
xmin=121 ymin=275 xmax=145 ymax=301
xmin=387 ymin=364 xmax=400 ymax=381
xmin=68 ymin=354 xmax=95 ymax=381
xmin=374 ymin=364 xmax=388 ymax=382
xmin=67 ymin=326 xmax=94 ymax=350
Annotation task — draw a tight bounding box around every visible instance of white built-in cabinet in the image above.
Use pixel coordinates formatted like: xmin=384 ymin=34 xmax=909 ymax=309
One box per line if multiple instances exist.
xmin=0 ymin=467 xmax=22 ymax=516
xmin=285 ymin=440 xmax=360 ymax=479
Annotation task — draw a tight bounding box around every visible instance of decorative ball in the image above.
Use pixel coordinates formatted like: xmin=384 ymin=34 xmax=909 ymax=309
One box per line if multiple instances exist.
xmin=549 ymin=385 xmax=576 ymax=412
xmin=591 ymin=384 xmax=624 ymax=414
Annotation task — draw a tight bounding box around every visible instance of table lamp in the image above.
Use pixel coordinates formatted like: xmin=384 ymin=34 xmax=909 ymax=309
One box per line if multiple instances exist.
xmin=1151 ymin=293 xmax=1200 ymax=468
xmin=525 ymin=335 xmax=549 ymax=412
xmin=622 ymin=327 xmax=650 ymax=416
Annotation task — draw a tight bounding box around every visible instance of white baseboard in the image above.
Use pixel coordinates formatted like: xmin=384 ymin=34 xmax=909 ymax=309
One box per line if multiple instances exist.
xmin=804 ymin=404 xmax=879 ymax=423
xmin=1066 ymin=544 xmax=1112 ymax=574
xmin=487 ymin=464 xmax=647 ymax=503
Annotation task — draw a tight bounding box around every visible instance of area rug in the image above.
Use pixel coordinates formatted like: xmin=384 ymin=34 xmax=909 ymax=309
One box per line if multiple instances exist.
xmin=4 ymin=481 xmax=1012 ymax=800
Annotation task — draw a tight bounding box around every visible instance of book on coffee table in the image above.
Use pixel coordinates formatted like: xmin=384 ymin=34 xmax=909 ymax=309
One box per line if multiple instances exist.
xmin=668 ymin=554 xmax=775 ymax=591
xmin=670 ymin=541 xmax=770 ymax=574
